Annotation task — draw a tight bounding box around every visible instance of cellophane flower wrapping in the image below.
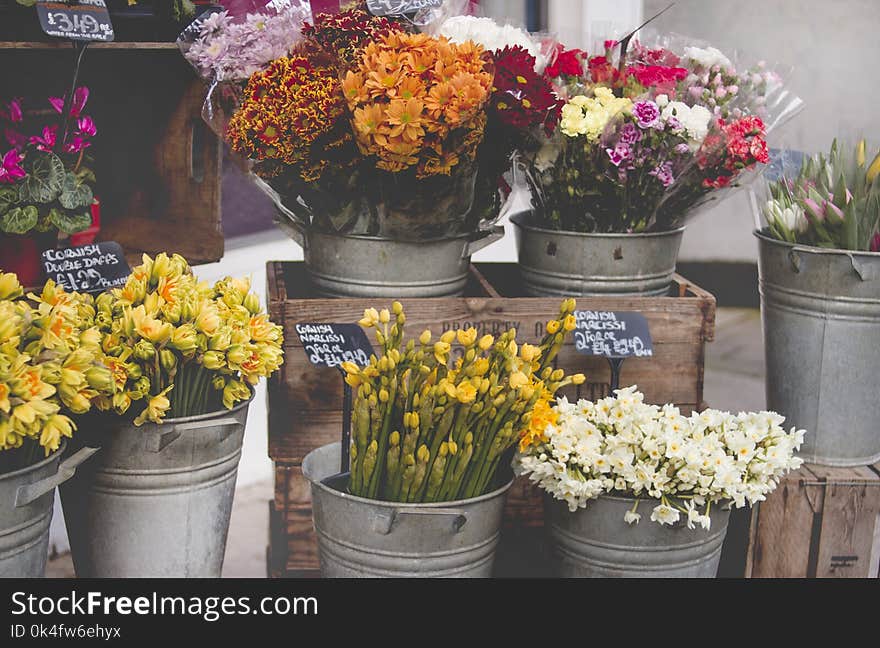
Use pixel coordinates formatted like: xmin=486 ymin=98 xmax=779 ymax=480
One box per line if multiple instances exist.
xmin=752 ymin=139 xmax=880 ymax=252
xmin=525 ymin=34 xmax=803 ymax=233
xmin=180 ymin=1 xmax=561 ymax=241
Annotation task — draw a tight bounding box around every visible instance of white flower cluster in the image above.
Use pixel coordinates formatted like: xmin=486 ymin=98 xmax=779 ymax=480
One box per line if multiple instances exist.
xmin=656 ymin=95 xmax=713 ymax=147
xmin=515 ymin=386 xmax=805 ymax=529
xmin=682 ymin=45 xmax=733 ymax=70
xmin=438 ymin=15 xmax=545 ymax=69
xmin=764 ymin=199 xmax=809 ymax=234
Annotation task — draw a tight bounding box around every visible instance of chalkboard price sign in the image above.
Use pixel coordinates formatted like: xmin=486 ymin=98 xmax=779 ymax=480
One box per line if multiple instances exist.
xmin=572 ymin=310 xmax=654 ymax=359
xmin=41 ymin=241 xmax=131 ymax=294
xmin=36 ymin=0 xmax=115 ymax=43
xmin=366 ymin=0 xmax=442 ymax=16
xmin=296 ymin=323 xmax=375 ymax=369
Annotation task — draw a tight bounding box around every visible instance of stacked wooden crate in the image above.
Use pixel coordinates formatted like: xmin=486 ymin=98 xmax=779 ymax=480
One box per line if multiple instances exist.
xmin=266 ymin=262 xmax=717 ymax=577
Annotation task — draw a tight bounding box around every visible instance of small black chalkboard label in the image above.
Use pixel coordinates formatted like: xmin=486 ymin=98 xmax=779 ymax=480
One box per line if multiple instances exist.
xmin=366 ymin=0 xmax=442 ymax=16
xmin=295 ymin=323 xmax=375 ymax=369
xmin=572 ymin=310 xmax=654 ymax=359
xmin=42 ymin=241 xmax=130 ymax=293
xmin=36 ymin=0 xmax=115 ymax=43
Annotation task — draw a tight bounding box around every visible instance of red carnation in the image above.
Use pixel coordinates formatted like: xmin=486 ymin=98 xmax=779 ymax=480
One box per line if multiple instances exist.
xmin=544 ymin=46 xmax=585 ymax=79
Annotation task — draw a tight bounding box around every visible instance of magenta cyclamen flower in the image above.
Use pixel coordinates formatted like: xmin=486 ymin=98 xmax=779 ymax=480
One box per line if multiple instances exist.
xmin=0 ymin=149 xmax=25 ymax=184
xmin=633 ymin=101 xmax=661 ymax=129
xmin=30 ymin=125 xmax=57 ymax=152
xmin=77 ymin=116 xmax=97 ymax=137
xmin=0 ymin=99 xmax=22 ymax=123
xmin=49 ymin=86 xmax=89 ymax=118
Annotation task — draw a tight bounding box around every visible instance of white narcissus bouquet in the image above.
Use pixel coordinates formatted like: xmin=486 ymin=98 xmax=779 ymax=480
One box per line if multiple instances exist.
xmin=515 ymin=386 xmax=805 ymax=529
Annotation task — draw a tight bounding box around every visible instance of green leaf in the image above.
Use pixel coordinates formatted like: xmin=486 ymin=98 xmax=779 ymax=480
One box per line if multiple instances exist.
xmin=0 ymin=205 xmax=39 ymax=235
xmin=0 ymin=186 xmax=18 ymax=216
xmin=19 ymin=153 xmax=65 ymax=204
xmin=48 ymin=208 xmax=92 ymax=235
xmin=58 ymin=172 xmax=94 ymax=210
xmin=16 ymin=0 xmax=37 ymax=6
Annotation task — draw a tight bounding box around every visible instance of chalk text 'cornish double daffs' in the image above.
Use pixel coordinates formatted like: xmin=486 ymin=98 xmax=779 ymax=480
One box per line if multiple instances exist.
xmin=0 ymin=275 xmax=112 ymax=457
xmin=93 ymin=253 xmax=284 ymax=425
xmin=341 ymin=299 xmax=585 ymax=504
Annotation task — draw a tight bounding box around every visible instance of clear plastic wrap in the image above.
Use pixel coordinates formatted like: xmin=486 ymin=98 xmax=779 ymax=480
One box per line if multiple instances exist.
xmin=751 ymin=140 xmax=880 ymax=252
xmin=523 ymin=32 xmax=804 ymax=233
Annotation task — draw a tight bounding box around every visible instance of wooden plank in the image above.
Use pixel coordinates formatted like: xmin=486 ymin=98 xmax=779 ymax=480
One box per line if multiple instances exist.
xmin=748 ymin=467 xmax=822 ymax=578
xmin=503 ymin=476 xmax=545 ymax=529
xmin=809 ymin=464 xmax=880 ymax=578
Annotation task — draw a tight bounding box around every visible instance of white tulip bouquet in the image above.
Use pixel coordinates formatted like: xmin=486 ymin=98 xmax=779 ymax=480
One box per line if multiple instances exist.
xmin=516 ymin=386 xmax=805 ymax=529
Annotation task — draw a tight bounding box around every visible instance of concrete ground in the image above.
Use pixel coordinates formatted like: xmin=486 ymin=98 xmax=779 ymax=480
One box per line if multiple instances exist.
xmin=45 ymin=306 xmax=765 ymax=579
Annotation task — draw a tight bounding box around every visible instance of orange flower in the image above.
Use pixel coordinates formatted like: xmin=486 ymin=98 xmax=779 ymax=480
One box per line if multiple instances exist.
xmin=386 ymin=98 xmax=425 ymax=142
xmin=353 ymin=104 xmax=387 ymax=138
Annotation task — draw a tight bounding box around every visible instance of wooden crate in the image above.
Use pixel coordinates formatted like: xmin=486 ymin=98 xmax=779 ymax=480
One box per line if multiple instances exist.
xmin=266 ymin=261 xmax=717 ymax=577
xmin=739 ymin=462 xmax=880 ymax=578
xmin=0 ymin=42 xmax=223 ymax=265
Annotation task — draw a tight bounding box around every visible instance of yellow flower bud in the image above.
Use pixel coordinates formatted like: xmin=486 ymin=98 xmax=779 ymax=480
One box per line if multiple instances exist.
xmin=551 ymin=368 xmax=565 ymax=382
xmin=447 ymin=440 xmax=458 ymax=455
xmin=417 ymin=444 xmax=430 ymax=463
xmin=571 ymin=373 xmax=587 ymax=385
xmin=392 ymin=301 xmax=403 ymax=315
xmin=520 ymin=344 xmax=540 ymax=363
xmin=440 ymin=330 xmax=456 ymax=345
xmin=456 ymin=327 xmax=477 ymax=347
xmin=546 ymin=320 xmax=561 ymax=335
xmin=509 ymin=371 xmax=529 ymax=389
xmin=390 ymin=430 xmax=400 ymax=446
xmin=379 ymin=388 xmax=390 ymax=403
xmin=564 ymin=314 xmax=577 ymax=332
xmin=478 ymin=334 xmax=494 ymax=351
xmin=419 ymin=330 xmax=432 ymax=345
xmin=379 ymin=309 xmax=390 ymax=324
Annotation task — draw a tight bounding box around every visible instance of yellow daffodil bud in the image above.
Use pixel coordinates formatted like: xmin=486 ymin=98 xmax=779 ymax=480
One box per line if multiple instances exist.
xmin=417 ymin=444 xmax=430 ymax=463
xmin=341 ymin=361 xmax=359 ymax=375
xmin=440 ymin=330 xmax=456 ymax=345
xmin=419 ymin=330 xmax=432 ymax=345
xmin=133 ymin=339 xmax=157 ymax=361
xmin=392 ymin=301 xmax=403 ymax=315
xmin=464 ymin=432 xmax=473 ymax=445
xmin=509 ymin=371 xmax=529 ymax=389
xmin=456 ymin=381 xmax=477 ymax=403
xmin=379 ymin=388 xmax=389 ymax=403
xmin=0 ymin=272 xmax=22 ymax=300
xmin=571 ymin=373 xmax=587 ymax=385
xmin=868 ymin=150 xmax=880 ymax=184
xmin=379 ymin=309 xmax=390 ymax=324
xmin=227 ymin=345 xmax=248 ymax=366
xmin=478 ymin=334 xmax=494 ymax=351
xmin=546 ymin=320 xmax=561 ymax=335
xmin=508 ymin=340 xmax=518 ymax=356
xmin=564 ymin=314 xmax=577 ymax=332
xmin=858 ymin=139 xmax=866 ymax=167
xmin=244 ymin=292 xmax=261 ymax=315
xmin=438 ymin=442 xmax=449 ymax=458
xmin=344 ymin=373 xmax=362 ymax=388
xmin=202 ymin=351 xmax=226 ymax=370
xmin=551 ymin=368 xmax=565 ymax=382
xmin=520 ymin=344 xmax=540 ymax=363
xmin=456 ymin=327 xmax=477 ymax=347
xmin=159 ymin=349 xmax=178 ymax=373
xmin=390 ymin=430 xmax=400 ymax=446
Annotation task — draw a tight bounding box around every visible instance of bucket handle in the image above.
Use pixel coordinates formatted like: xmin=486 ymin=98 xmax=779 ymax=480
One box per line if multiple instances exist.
xmin=145 ymin=417 xmax=241 ymax=453
xmin=371 ymin=508 xmax=467 ymax=535
xmin=14 ymin=446 xmax=100 ymax=508
xmin=465 ymin=226 xmax=504 ymax=259
xmin=849 ymin=254 xmax=877 ymax=282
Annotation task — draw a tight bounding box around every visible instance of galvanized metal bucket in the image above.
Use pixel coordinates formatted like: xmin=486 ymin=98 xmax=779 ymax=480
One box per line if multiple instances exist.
xmin=511 ymin=213 xmax=684 ymax=297
xmin=275 ymin=217 xmax=504 ymax=298
xmin=757 ymin=231 xmax=880 ymax=466
xmin=302 ymin=442 xmax=513 ymax=578
xmin=546 ymin=494 xmax=731 ymax=578
xmin=0 ymin=442 xmax=96 ymax=578
xmin=59 ymin=396 xmax=252 ymax=578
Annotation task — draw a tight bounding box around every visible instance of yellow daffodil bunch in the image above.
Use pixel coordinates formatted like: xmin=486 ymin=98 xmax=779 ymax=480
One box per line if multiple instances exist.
xmin=93 ymin=253 xmax=284 ymax=426
xmin=341 ymin=299 xmax=584 ymax=503
xmin=0 ymin=270 xmax=113 ymax=465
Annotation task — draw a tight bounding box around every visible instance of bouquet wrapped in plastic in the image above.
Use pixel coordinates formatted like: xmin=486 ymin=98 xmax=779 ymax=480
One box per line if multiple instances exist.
xmin=525 ymin=36 xmax=803 ymax=233
xmin=180 ymin=1 xmax=562 ymax=241
xmin=757 ymin=139 xmax=880 ymax=252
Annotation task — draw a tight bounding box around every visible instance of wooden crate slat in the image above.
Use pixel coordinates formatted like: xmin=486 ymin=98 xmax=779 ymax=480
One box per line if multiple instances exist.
xmin=808 ymin=464 xmax=880 ymax=578
xmin=747 ymin=467 xmax=822 ymax=578
xmin=746 ymin=463 xmax=880 ymax=578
